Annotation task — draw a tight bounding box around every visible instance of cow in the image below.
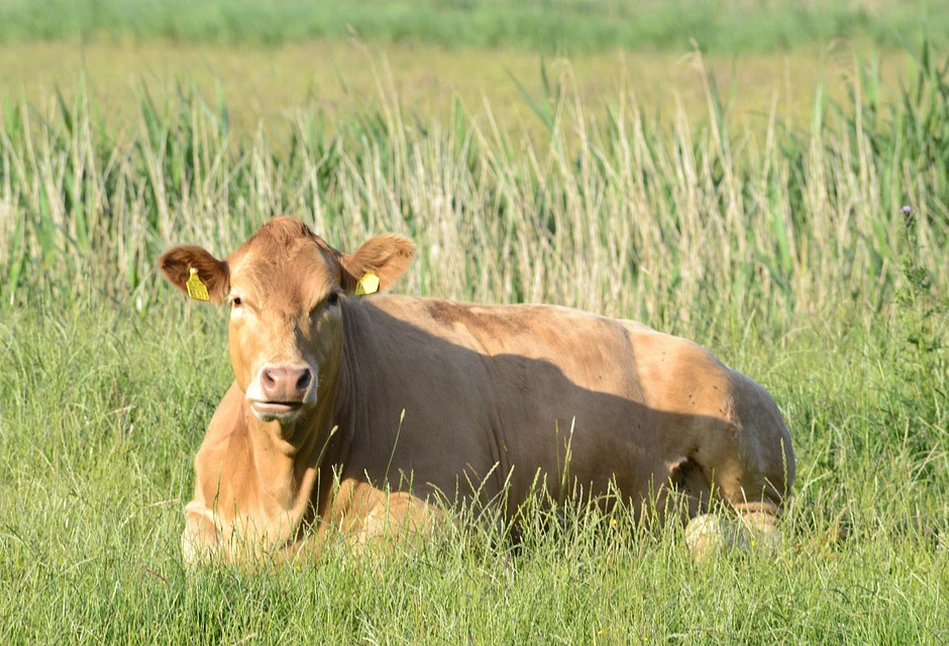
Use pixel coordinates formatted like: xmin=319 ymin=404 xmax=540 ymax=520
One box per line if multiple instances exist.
xmin=159 ymin=217 xmax=795 ymax=564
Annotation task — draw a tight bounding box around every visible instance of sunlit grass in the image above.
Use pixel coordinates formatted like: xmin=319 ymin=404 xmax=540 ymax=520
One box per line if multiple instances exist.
xmin=0 ymin=300 xmax=946 ymax=643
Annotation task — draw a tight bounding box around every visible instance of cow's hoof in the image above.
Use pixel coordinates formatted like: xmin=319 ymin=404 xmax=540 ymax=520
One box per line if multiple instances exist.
xmin=738 ymin=509 xmax=783 ymax=547
xmin=684 ymin=514 xmax=730 ymax=562
xmin=684 ymin=513 xmax=782 ymax=562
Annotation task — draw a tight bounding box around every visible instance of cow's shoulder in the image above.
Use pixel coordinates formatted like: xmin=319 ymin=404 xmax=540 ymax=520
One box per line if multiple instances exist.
xmin=193 ymin=382 xmax=249 ymax=484
xmin=370 ymin=296 xmax=527 ymax=334
xmin=199 ymin=382 xmax=246 ymax=442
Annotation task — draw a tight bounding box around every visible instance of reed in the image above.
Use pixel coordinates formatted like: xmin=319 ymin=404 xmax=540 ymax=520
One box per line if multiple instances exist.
xmin=2 ymin=47 xmax=946 ymax=336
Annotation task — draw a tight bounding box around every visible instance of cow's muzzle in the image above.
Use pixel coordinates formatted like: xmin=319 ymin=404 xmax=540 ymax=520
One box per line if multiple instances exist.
xmin=248 ymin=364 xmax=315 ymax=422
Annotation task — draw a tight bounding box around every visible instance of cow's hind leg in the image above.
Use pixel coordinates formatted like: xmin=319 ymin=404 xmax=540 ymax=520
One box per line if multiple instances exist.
xmin=351 ymin=491 xmax=441 ymax=555
xmin=683 ymin=374 xmax=793 ymax=561
xmin=684 ymin=501 xmax=784 ymax=561
xmin=732 ymin=500 xmax=782 ymax=540
xmin=670 ymin=451 xmax=789 ymax=561
xmin=679 ymin=454 xmax=790 ymax=561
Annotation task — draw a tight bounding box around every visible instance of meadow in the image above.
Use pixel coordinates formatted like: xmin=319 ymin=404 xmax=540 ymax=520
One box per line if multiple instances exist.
xmin=0 ymin=0 xmax=933 ymax=137
xmin=0 ymin=0 xmax=944 ymax=53
xmin=2 ymin=2 xmax=949 ymax=643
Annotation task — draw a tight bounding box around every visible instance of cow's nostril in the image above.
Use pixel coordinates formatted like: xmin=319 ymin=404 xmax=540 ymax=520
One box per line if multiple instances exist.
xmin=296 ymin=369 xmax=312 ymax=392
xmin=259 ymin=365 xmax=311 ymax=401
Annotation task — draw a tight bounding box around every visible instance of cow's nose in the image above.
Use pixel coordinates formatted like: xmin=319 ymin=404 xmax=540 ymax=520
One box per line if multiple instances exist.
xmin=260 ymin=365 xmax=312 ymax=401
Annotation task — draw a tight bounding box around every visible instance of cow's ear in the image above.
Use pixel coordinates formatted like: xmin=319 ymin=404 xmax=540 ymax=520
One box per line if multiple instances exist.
xmin=159 ymin=245 xmax=230 ymax=304
xmin=341 ymin=235 xmax=414 ymax=293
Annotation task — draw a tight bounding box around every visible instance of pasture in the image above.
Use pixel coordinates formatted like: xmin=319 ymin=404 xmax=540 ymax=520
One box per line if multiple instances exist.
xmin=1 ymin=1 xmax=948 ymax=642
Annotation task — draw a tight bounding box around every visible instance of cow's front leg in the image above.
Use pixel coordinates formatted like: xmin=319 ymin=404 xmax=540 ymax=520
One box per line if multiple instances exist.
xmin=349 ymin=490 xmax=441 ymax=554
xmin=181 ymin=502 xmax=227 ymax=565
xmin=182 ymin=502 xmax=325 ymax=567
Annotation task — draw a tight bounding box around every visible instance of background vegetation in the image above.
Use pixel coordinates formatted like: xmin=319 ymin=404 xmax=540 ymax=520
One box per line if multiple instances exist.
xmin=1 ymin=1 xmax=948 ymax=643
xmin=0 ymin=1 xmax=929 ymax=136
xmin=0 ymin=0 xmax=945 ymax=53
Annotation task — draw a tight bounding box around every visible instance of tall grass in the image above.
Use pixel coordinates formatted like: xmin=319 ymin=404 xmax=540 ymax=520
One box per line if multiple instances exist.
xmin=1 ymin=47 xmax=947 ymax=332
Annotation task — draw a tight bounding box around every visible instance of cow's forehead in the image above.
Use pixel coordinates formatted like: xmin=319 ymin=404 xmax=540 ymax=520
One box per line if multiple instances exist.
xmin=228 ymin=219 xmax=340 ymax=305
xmin=234 ymin=218 xmax=338 ymax=259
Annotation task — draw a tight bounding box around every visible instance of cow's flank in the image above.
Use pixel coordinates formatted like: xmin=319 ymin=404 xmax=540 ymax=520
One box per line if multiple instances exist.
xmin=159 ymin=217 xmax=795 ymax=564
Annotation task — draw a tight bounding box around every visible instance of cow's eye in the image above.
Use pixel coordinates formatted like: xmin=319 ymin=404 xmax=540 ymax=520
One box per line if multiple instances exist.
xmin=326 ymin=291 xmax=340 ymax=306
xmin=231 ymin=296 xmax=243 ymax=307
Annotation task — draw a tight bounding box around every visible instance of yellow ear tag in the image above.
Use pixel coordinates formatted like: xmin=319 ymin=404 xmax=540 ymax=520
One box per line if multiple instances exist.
xmin=185 ymin=267 xmax=210 ymax=301
xmin=354 ymin=272 xmax=380 ymax=296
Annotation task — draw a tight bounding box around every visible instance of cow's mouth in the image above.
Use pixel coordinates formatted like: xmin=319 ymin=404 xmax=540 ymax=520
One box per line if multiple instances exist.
xmin=250 ymin=400 xmax=304 ymax=421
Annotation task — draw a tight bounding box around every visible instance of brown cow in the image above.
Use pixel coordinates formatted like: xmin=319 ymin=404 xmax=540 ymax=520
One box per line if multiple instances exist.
xmin=159 ymin=217 xmax=794 ymax=563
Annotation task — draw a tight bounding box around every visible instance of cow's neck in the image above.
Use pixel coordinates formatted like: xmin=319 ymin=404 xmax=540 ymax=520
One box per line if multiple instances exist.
xmin=241 ymin=377 xmax=343 ymax=545
xmin=238 ymin=296 xmax=408 ymax=544
xmin=335 ymin=296 xmax=388 ymax=450
xmin=232 ymin=297 xmax=383 ymax=549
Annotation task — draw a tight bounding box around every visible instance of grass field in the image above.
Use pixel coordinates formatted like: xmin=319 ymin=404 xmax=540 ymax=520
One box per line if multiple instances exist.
xmin=2 ymin=39 xmax=908 ymax=138
xmin=0 ymin=0 xmax=944 ymax=53
xmin=3 ymin=301 xmax=947 ymax=642
xmin=0 ymin=1 xmax=930 ymax=137
xmin=2 ymin=2 xmax=949 ymax=643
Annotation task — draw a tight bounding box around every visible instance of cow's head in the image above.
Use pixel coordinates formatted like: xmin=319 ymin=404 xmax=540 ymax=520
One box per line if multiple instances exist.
xmin=159 ymin=217 xmax=414 ymax=425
